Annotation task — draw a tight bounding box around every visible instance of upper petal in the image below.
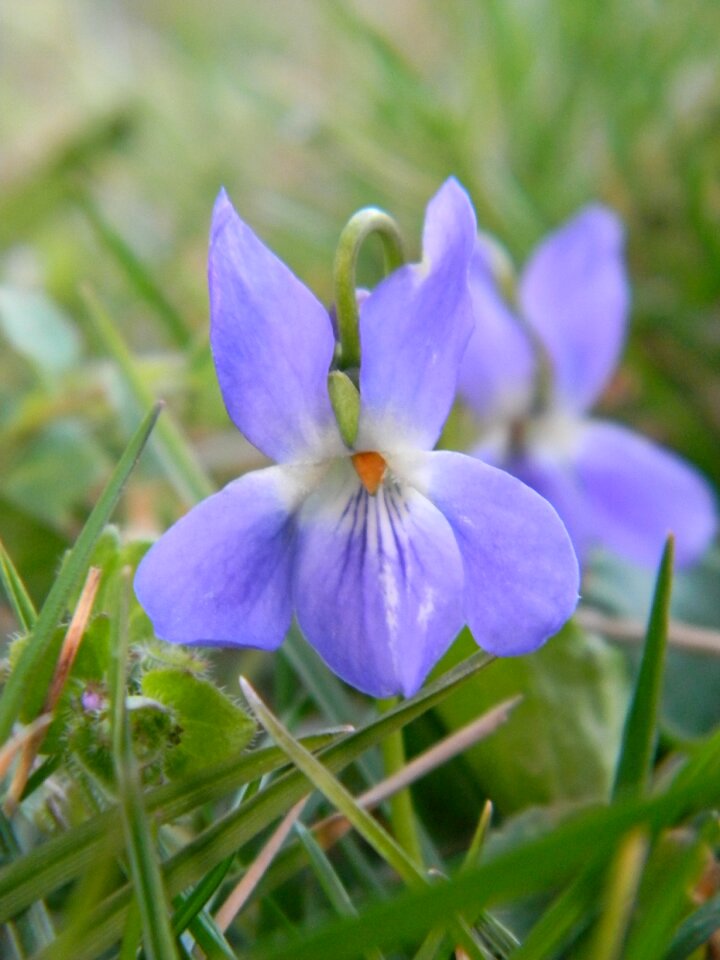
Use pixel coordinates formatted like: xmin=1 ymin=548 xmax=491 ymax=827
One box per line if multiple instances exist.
xmin=209 ymin=190 xmax=342 ymax=462
xmin=134 ymin=464 xmax=315 ymax=648
xmin=574 ymin=420 xmax=717 ymax=567
xmin=293 ymin=462 xmax=465 ymax=697
xmin=356 ymin=178 xmax=477 ymax=451
xmin=519 ymin=205 xmax=630 ymax=411
xmin=404 ymin=450 xmax=579 ymax=655
xmin=457 ymin=240 xmax=535 ymax=421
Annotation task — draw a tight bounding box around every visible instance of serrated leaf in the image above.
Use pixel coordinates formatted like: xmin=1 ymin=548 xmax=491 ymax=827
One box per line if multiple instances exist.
xmin=142 ymin=668 xmax=255 ymax=778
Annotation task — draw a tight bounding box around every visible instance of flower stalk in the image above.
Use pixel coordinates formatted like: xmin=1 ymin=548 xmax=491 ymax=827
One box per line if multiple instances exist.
xmin=333 ymin=207 xmax=405 ymax=372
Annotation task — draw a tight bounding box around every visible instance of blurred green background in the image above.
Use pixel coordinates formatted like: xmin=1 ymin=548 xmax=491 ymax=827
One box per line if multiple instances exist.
xmin=1 ymin=0 xmax=719 ymax=816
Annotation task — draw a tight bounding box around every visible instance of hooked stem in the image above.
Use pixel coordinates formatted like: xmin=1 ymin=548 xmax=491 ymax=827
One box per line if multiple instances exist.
xmin=333 ymin=208 xmax=405 ymax=371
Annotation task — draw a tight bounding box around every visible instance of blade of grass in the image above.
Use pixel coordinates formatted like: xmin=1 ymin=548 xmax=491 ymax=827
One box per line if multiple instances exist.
xmin=587 ymin=829 xmax=649 ymax=960
xmin=110 ymin=569 xmax=178 ymax=960
xmin=613 ymin=536 xmax=674 ymax=800
xmin=0 ymin=539 xmax=37 ymax=632
xmin=377 ymin=697 xmax=423 ymax=864
xmin=624 ymin=830 xmax=711 ymax=960
xmin=0 ymin=730 xmax=345 ymax=923
xmin=29 ymin=651 xmax=495 ymax=960
xmin=82 ymin=287 xmax=213 ymax=505
xmin=0 ymin=402 xmax=162 ymax=746
xmin=171 ymin=858 xmax=233 ymax=938
xmin=240 ymin=677 xmax=487 ymax=960
xmin=214 ymin=796 xmax=308 ymax=931
xmin=0 ymin=812 xmax=54 ymax=955
xmin=294 ymin=821 xmax=386 ymax=960
xmin=4 ymin=567 xmax=101 ymax=815
xmin=76 ymin=191 xmax=192 ymax=348
xmin=665 ymin=892 xmax=720 ymax=960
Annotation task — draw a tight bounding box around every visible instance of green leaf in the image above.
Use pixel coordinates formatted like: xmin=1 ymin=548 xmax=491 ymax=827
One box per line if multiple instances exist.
xmin=0 ymin=286 xmax=81 ymax=376
xmin=141 ymin=668 xmax=255 ymax=779
xmin=613 ymin=537 xmax=674 ymax=800
xmin=435 ymin=623 xmax=630 ymax=813
xmin=0 ymin=402 xmax=161 ymax=746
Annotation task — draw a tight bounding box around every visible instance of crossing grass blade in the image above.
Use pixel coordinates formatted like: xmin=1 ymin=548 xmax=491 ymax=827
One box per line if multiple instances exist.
xmin=27 ymin=651 xmax=494 ymax=960
xmin=82 ymin=287 xmax=214 ymax=505
xmin=0 ymin=403 xmax=162 ymax=745
xmin=0 ymin=538 xmax=37 ymax=632
xmin=665 ymin=893 xmax=720 ymax=960
xmin=612 ymin=536 xmax=674 ymax=801
xmin=109 ymin=570 xmax=178 ymax=960
xmin=0 ymin=732 xmax=342 ymax=923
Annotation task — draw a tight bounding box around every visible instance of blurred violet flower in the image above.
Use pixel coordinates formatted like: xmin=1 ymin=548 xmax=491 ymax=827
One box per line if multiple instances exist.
xmin=135 ymin=180 xmax=579 ymax=698
xmin=458 ymin=206 xmax=716 ymax=568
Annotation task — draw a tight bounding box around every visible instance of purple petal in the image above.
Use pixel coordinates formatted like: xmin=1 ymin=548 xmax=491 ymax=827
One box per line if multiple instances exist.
xmin=575 ymin=420 xmax=717 ymax=567
xmin=473 ymin=440 xmax=592 ymax=562
xmin=209 ymin=190 xmax=342 ymax=462
xmin=457 ymin=240 xmax=535 ymax=420
xmin=409 ymin=450 xmax=579 ymax=655
xmin=293 ymin=463 xmax=465 ymax=697
xmin=519 ymin=205 xmax=629 ymax=411
xmin=134 ymin=465 xmax=308 ymax=648
xmin=357 ymin=178 xmax=477 ymax=451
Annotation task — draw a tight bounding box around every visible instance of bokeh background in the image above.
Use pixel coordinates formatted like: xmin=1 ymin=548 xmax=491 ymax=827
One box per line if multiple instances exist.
xmin=2 ymin=0 xmax=720 ymax=820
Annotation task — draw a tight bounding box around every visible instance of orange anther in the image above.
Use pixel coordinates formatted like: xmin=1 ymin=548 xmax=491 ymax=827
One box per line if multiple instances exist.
xmin=351 ymin=451 xmax=387 ymax=495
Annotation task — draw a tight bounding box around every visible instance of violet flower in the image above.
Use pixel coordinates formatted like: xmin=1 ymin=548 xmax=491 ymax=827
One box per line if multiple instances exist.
xmin=135 ymin=180 xmax=579 ymax=698
xmin=458 ymin=205 xmax=716 ymax=568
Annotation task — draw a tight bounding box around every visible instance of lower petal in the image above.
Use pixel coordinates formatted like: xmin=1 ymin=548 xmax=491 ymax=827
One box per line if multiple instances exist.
xmin=134 ymin=464 xmax=312 ymax=649
xmin=404 ymin=450 xmax=579 ymax=655
xmin=293 ymin=465 xmax=465 ymax=697
xmin=575 ymin=420 xmax=716 ymax=567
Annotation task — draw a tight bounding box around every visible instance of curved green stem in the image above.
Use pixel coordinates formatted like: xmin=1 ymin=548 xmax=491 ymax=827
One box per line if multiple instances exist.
xmin=333 ymin=208 xmax=405 ymax=371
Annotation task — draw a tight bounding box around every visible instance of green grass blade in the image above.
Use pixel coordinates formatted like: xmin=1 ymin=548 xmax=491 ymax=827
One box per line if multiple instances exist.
xmin=0 ymin=733 xmax=340 ymax=923
xmin=171 ymin=858 xmax=233 ymax=938
xmin=510 ymin=867 xmax=599 ymax=960
xmin=665 ymin=892 xmax=720 ymax=960
xmin=0 ymin=539 xmax=37 ymax=633
xmin=29 ymin=652 xmax=494 ymax=960
xmin=587 ymin=829 xmax=648 ymax=960
xmin=82 ymin=287 xmax=214 ymax=505
xmin=110 ymin=570 xmax=178 ymax=960
xmin=185 ymin=913 xmax=236 ymax=960
xmin=624 ymin=831 xmax=710 ymax=960
xmin=240 ymin=678 xmax=486 ymax=960
xmin=0 ymin=812 xmax=54 ymax=955
xmin=76 ymin=192 xmax=192 ymax=348
xmin=0 ymin=402 xmax=162 ymax=745
xmin=613 ymin=536 xmax=674 ymax=800
xmin=293 ymin=821 xmax=359 ymax=919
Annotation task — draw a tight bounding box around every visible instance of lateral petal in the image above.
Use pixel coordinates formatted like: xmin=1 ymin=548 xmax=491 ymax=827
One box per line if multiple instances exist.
xmin=134 ymin=465 xmax=316 ymax=649
xmin=406 ymin=450 xmax=579 ymax=655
